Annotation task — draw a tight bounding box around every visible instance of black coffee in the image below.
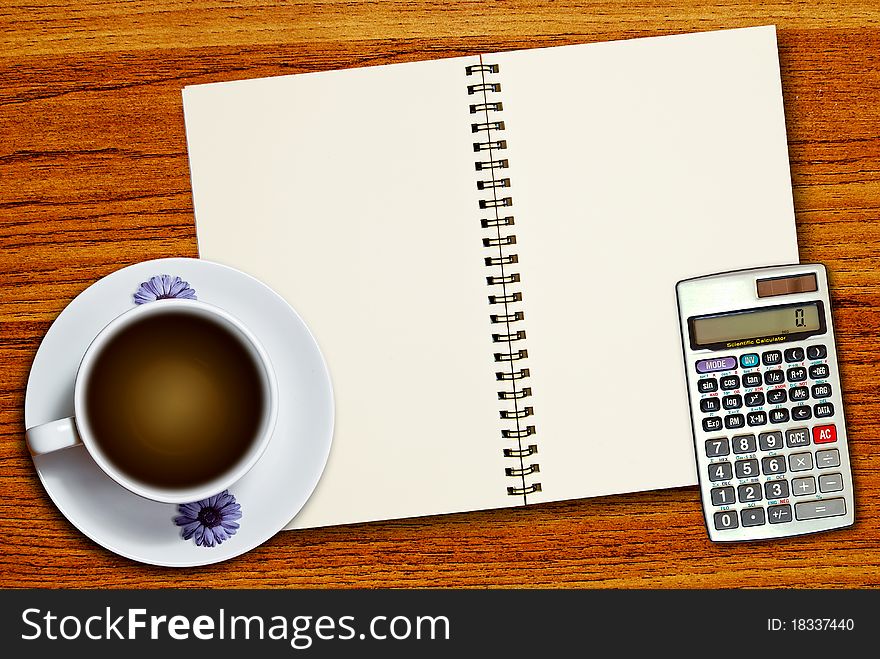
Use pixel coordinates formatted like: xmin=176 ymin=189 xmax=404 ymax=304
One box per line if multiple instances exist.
xmin=85 ymin=310 xmax=265 ymax=490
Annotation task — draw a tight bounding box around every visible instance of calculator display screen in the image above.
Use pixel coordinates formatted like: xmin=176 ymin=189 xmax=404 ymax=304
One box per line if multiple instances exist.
xmin=691 ymin=302 xmax=822 ymax=348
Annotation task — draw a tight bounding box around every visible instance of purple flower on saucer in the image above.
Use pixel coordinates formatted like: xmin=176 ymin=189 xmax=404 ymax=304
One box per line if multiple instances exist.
xmin=133 ymin=274 xmax=197 ymax=305
xmin=173 ymin=491 xmax=242 ymax=547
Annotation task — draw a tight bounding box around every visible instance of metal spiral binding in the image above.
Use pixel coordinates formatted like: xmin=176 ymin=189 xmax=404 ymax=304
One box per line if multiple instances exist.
xmin=466 ymin=59 xmax=541 ymax=502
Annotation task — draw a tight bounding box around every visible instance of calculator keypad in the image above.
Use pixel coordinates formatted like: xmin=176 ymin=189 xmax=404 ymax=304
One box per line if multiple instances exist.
xmin=693 ymin=341 xmax=849 ymax=538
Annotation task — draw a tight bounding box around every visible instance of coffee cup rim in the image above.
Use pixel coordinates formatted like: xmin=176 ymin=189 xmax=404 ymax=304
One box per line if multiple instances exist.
xmin=73 ymin=298 xmax=279 ymax=504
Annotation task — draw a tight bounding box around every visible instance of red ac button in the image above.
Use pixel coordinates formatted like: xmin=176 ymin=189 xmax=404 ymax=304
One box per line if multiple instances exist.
xmin=813 ymin=424 xmax=837 ymax=444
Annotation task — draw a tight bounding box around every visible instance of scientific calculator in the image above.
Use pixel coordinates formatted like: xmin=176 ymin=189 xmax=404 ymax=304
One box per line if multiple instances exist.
xmin=676 ymin=264 xmax=854 ymax=542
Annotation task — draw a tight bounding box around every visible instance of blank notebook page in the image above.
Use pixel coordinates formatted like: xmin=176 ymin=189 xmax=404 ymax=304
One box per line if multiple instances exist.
xmin=185 ymin=57 xmax=513 ymax=529
xmin=493 ymin=26 xmax=798 ymax=504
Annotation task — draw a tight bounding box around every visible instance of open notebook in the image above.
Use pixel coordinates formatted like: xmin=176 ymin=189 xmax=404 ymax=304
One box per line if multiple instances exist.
xmin=183 ymin=25 xmax=799 ymax=529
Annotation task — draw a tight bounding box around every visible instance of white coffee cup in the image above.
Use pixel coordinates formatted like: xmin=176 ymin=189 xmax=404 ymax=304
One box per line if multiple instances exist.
xmin=25 ymin=299 xmax=278 ymax=504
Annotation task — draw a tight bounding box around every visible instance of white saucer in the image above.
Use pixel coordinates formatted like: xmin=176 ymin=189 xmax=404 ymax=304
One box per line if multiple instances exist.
xmin=24 ymin=258 xmax=334 ymax=566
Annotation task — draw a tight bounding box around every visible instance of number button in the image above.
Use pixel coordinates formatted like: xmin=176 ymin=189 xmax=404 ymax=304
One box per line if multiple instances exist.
xmin=789 ymin=386 xmax=809 ymax=402
xmin=705 ymin=438 xmax=730 ymax=458
xmin=710 ymin=486 xmax=735 ymax=506
xmin=700 ymin=397 xmax=721 ymax=413
xmin=714 ymin=511 xmax=739 ymax=530
xmin=698 ymin=378 xmax=718 ymax=393
xmin=738 ymin=483 xmax=763 ymax=503
xmin=814 ymin=402 xmax=834 ymax=418
xmin=763 ymin=370 xmax=784 ymax=385
xmin=741 ymin=507 xmax=766 ymax=527
xmin=740 ymin=353 xmax=760 ymax=368
xmin=809 ymin=364 xmax=830 ymax=380
xmin=789 ymin=452 xmax=814 ymax=472
xmin=768 ymin=504 xmax=793 ymax=524
xmin=818 ymin=473 xmax=844 ymax=493
xmin=806 ymin=345 xmax=827 ymax=360
xmin=785 ymin=428 xmax=810 ymax=448
xmin=759 ymin=431 xmax=783 ymax=451
xmin=792 ymin=476 xmax=817 ymax=496
xmin=708 ymin=461 xmax=733 ymax=482
xmin=761 ymin=456 xmax=786 ymax=475
xmin=791 ymin=405 xmax=812 ymax=421
xmin=812 ymin=424 xmax=837 ymax=444
xmin=722 ymin=395 xmax=743 ymax=410
xmin=766 ymin=389 xmax=787 ymax=404
xmin=787 ymin=367 xmax=807 ymax=383
xmin=702 ymin=416 xmax=722 ymax=432
xmin=732 ymin=434 xmax=757 ymax=454
xmin=745 ymin=392 xmax=765 ymax=407
xmin=725 ymin=414 xmax=745 ymax=430
xmin=816 ymin=449 xmax=840 ymax=469
xmin=720 ymin=375 xmax=740 ymax=391
xmin=762 ymin=350 xmax=782 ymax=366
xmin=735 ymin=459 xmax=759 ymax=479
xmin=769 ymin=408 xmax=790 ymax=424
xmin=811 ymin=383 xmax=832 ymax=399
xmin=784 ymin=347 xmax=805 ymax=363
xmin=764 ymin=479 xmax=790 ymax=500
xmin=743 ymin=373 xmax=762 ymax=388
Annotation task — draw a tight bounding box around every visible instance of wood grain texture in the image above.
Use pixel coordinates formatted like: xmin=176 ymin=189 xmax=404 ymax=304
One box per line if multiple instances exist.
xmin=1 ymin=1 xmax=879 ymax=588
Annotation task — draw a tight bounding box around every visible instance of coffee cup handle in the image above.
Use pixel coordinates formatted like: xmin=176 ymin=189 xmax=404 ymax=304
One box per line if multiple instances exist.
xmin=25 ymin=417 xmax=83 ymax=456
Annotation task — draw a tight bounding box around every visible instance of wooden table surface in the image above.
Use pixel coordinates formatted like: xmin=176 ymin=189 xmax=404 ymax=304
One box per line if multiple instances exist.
xmin=1 ymin=1 xmax=878 ymax=588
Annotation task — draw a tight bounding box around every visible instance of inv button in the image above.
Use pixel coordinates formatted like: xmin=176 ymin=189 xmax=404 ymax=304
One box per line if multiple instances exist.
xmin=795 ymin=498 xmax=846 ymax=521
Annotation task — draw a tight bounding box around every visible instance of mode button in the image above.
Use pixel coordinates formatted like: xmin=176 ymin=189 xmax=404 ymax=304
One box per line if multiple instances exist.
xmin=696 ymin=357 xmax=737 ymax=373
